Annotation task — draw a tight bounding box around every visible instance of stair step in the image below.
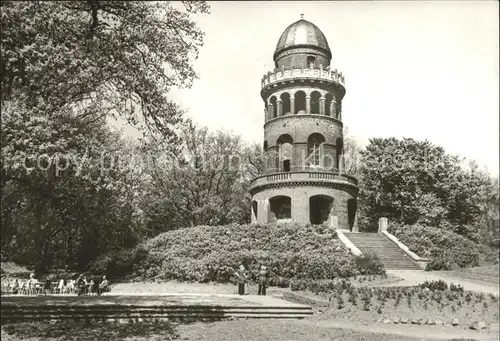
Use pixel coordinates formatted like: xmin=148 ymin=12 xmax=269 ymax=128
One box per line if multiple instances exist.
xmin=344 ymin=233 xmax=420 ymax=270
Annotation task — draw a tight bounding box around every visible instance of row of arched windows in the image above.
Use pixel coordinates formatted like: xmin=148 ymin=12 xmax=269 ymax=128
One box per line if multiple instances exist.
xmin=251 ymin=196 xmax=357 ymax=228
xmin=266 ymin=90 xmax=341 ymax=119
xmin=264 ymin=133 xmax=343 ymax=170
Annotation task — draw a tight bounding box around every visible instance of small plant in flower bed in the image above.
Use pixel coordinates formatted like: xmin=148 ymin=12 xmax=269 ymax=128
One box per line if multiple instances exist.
xmin=418 ymin=280 xmax=448 ymax=291
xmin=304 ymin=285 xmax=499 ymax=329
xmin=112 ymin=223 xmax=386 ymax=283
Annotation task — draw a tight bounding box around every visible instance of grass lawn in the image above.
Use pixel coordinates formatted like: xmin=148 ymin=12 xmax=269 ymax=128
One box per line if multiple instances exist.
xmin=1 ymin=320 xmax=464 ymax=341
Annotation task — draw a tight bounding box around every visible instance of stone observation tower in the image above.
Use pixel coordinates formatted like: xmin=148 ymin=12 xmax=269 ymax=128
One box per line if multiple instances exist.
xmin=249 ymin=17 xmax=359 ymax=231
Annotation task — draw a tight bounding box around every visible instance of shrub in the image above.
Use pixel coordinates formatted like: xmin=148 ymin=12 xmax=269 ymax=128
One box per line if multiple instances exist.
xmin=117 ymin=223 xmax=384 ymax=283
xmin=354 ymin=252 xmax=386 ymax=275
xmin=449 ymin=283 xmax=464 ymax=293
xmin=389 ymin=224 xmax=481 ymax=269
xmin=88 ymin=247 xmax=148 ymax=279
xmin=418 ymin=280 xmax=448 ymax=291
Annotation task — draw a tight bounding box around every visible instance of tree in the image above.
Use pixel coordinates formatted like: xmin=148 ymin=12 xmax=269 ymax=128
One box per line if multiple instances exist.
xmin=139 ymin=120 xmax=260 ymax=234
xmin=1 ymin=0 xmax=209 ymax=139
xmin=342 ymin=127 xmax=362 ymax=177
xmin=0 ymin=1 xmax=210 ymax=271
xmin=358 ymin=137 xmax=491 ymax=232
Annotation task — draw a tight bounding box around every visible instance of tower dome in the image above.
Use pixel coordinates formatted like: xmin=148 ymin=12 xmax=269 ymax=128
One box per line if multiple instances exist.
xmin=273 ymin=19 xmax=332 ymax=68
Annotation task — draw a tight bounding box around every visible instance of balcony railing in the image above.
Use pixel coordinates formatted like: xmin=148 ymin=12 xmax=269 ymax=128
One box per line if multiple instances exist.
xmin=250 ymin=171 xmax=358 ymax=188
xmin=261 ymin=67 xmax=345 ymax=89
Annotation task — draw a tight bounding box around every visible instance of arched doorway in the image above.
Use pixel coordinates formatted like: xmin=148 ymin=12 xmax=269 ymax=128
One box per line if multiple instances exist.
xmin=348 ymin=199 xmax=357 ymax=231
xmin=269 ymin=196 xmax=292 ymax=222
xmin=252 ymin=200 xmax=258 ymax=221
xmin=310 ymin=195 xmax=334 ymax=225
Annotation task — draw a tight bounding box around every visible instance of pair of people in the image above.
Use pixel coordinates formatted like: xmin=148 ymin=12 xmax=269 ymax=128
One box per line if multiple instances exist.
xmin=234 ymin=264 xmax=268 ymax=296
xmin=75 ymin=274 xmax=109 ymax=296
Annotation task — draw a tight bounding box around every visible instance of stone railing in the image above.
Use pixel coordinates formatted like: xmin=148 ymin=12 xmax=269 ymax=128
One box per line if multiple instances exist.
xmin=251 ymin=171 xmax=358 ymax=188
xmin=337 ymin=230 xmax=363 ymax=256
xmin=267 ymin=173 xmax=292 ymax=181
xmin=261 ymin=66 xmax=345 ymax=89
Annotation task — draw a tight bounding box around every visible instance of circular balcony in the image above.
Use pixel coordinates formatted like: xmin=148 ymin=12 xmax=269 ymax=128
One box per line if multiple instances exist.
xmin=249 ymin=170 xmax=358 ymax=195
xmin=261 ymin=67 xmax=345 ymax=91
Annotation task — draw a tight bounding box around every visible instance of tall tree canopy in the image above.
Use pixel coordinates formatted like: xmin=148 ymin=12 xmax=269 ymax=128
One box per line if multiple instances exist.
xmin=139 ymin=119 xmax=263 ymax=235
xmin=1 ymin=0 xmax=208 ymax=138
xmin=358 ymin=137 xmax=499 ymax=245
xmin=0 ymin=1 xmax=209 ymax=271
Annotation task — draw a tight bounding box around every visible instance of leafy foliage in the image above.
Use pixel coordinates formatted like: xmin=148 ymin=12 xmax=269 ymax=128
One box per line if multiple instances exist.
xmin=138 ymin=120 xmax=263 ymax=235
xmin=0 ymin=1 xmax=209 ymax=272
xmin=354 ymin=252 xmax=386 ymax=276
xmin=389 ymin=223 xmax=498 ymax=270
xmin=1 ymin=0 xmax=208 ymax=137
xmin=107 ymin=223 xmax=382 ymax=283
xmin=418 ymin=280 xmax=449 ymax=291
xmin=358 ymin=138 xmax=497 ymax=232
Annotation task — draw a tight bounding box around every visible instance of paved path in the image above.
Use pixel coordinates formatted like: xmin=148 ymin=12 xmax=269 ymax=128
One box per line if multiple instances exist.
xmin=1 ymin=293 xmax=309 ymax=308
xmin=301 ymin=319 xmax=500 ymax=341
xmin=387 ymin=270 xmax=499 ymax=295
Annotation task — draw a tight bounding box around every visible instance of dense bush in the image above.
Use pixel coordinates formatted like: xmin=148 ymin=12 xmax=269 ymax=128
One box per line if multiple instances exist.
xmin=418 ymin=280 xmax=449 ymax=291
xmin=354 ymin=252 xmax=386 ymax=276
xmin=88 ymin=247 xmax=148 ymax=279
xmin=388 ymin=224 xmax=485 ymax=270
xmin=116 ymin=223 xmax=385 ymax=283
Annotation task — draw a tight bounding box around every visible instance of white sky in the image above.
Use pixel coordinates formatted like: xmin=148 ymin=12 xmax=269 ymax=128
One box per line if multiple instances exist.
xmin=123 ymin=1 xmax=499 ymax=176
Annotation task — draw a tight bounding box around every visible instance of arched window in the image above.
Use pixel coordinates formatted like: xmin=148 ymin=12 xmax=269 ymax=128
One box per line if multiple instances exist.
xmin=336 ymin=137 xmax=344 ymax=170
xmin=294 ymin=91 xmax=306 ymax=114
xmin=336 ymin=100 xmax=342 ymax=119
xmin=325 ymin=93 xmax=333 ymax=116
xmin=263 ymin=140 xmax=268 ymax=152
xmin=269 ymin=195 xmax=292 ymax=221
xmin=310 ymin=195 xmax=334 ymax=225
xmin=269 ymin=96 xmax=278 ymax=118
xmin=307 ymin=56 xmax=316 ymax=68
xmin=277 ymin=134 xmax=293 ymax=172
xmin=280 ymin=92 xmax=291 ymax=115
xmin=308 ymin=133 xmax=325 ymax=167
xmin=310 ymin=91 xmax=321 ymax=115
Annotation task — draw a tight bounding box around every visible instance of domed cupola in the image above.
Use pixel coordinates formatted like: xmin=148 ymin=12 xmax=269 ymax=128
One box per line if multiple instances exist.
xmin=273 ymin=17 xmax=332 ymax=69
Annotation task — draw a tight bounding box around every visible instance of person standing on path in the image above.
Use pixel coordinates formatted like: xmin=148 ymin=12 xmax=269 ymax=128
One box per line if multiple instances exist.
xmin=258 ymin=265 xmax=268 ymax=296
xmin=235 ymin=264 xmax=248 ymax=295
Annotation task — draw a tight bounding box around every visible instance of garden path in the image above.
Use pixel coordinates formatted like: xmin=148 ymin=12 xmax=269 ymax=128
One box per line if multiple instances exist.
xmin=386 ymin=270 xmax=499 ymax=295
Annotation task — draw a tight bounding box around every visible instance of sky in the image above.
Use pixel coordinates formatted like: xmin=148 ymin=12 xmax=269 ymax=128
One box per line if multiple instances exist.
xmin=123 ymin=1 xmax=499 ymax=175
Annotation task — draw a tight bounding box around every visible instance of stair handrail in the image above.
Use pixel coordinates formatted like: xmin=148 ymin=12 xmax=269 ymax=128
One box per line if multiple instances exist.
xmin=381 ymin=230 xmax=430 ymax=263
xmin=336 ymin=230 xmax=363 ymax=256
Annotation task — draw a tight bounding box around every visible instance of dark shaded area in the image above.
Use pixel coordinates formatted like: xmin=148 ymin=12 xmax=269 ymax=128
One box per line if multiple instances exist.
xmin=309 ymin=195 xmax=333 ymax=225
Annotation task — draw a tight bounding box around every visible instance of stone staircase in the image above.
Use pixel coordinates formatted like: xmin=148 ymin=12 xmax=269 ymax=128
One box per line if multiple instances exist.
xmin=0 ymin=295 xmax=313 ymax=324
xmin=343 ymin=232 xmax=421 ymax=270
